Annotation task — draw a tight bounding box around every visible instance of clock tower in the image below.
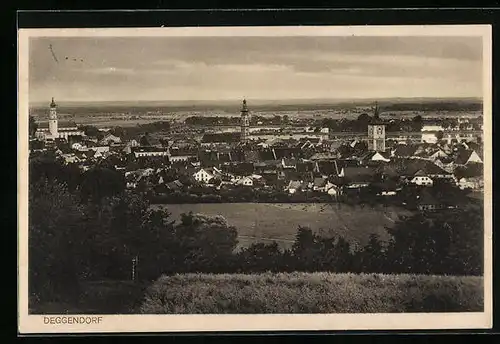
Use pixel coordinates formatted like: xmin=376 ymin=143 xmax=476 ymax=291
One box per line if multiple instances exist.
xmin=48 ymin=97 xmax=58 ymax=138
xmin=367 ymin=102 xmax=386 ymax=152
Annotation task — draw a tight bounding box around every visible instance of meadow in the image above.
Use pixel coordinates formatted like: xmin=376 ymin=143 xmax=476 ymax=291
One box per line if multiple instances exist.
xmin=140 ymin=272 xmax=484 ymax=314
xmin=156 ymin=203 xmax=413 ymax=250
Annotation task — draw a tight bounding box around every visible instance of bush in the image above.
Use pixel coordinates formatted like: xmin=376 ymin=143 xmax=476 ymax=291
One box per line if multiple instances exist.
xmin=140 ymin=272 xmax=484 ymax=314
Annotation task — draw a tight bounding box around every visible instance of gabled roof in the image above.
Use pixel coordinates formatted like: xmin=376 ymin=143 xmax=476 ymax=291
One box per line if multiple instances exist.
xmin=315 ymin=160 xmax=339 ymax=175
xmin=455 ymin=149 xmax=481 ymax=165
xmin=359 ymin=151 xmax=390 ymax=161
xmin=392 ymin=144 xmax=419 ymax=157
xmin=342 ymin=167 xmax=376 ymax=182
xmin=402 ymin=159 xmax=450 ymax=176
xmin=258 ymin=148 xmax=276 ymax=161
xmin=273 ymin=147 xmax=301 ymax=159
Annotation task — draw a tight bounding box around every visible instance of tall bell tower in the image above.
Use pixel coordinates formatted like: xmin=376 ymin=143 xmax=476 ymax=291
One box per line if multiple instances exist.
xmin=367 ymin=102 xmax=386 ymax=152
xmin=240 ymin=98 xmax=250 ymax=143
xmin=49 ymin=97 xmax=58 ymax=137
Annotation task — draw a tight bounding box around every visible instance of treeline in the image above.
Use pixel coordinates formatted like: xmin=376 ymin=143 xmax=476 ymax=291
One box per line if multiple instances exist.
xmin=78 ymin=121 xmax=171 ymax=141
xmin=185 ymin=115 xmax=289 ymax=127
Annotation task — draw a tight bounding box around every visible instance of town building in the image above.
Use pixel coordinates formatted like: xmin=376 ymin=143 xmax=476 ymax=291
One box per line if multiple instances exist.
xmin=367 ymin=102 xmax=386 ymax=152
xmin=240 ymin=98 xmax=250 ymax=143
xmin=35 ymin=98 xmax=85 ymax=141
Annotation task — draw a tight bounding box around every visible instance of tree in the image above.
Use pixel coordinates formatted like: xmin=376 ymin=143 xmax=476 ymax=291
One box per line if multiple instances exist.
xmin=29 ymin=115 xmax=38 ymax=137
xmin=173 ymin=213 xmax=238 ymax=273
xmin=80 ymin=167 xmax=125 ymax=203
xmin=29 ymin=178 xmax=85 ymax=306
xmin=435 ymin=130 xmax=444 ymax=142
xmin=80 ymin=125 xmax=100 ymax=138
xmin=357 ymin=113 xmax=371 ymax=123
xmin=357 ymin=234 xmax=386 ymax=273
xmin=412 ymin=115 xmax=423 ymax=131
xmin=385 ymin=206 xmax=483 ymax=275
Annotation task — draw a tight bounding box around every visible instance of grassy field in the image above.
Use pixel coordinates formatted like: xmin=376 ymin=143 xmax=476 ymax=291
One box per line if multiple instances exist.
xmin=140 ymin=272 xmax=484 ymax=314
xmin=156 ymin=203 xmax=413 ymax=250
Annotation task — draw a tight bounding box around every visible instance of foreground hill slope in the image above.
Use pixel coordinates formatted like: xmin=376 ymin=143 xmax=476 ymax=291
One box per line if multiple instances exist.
xmin=140 ymin=272 xmax=483 ymax=314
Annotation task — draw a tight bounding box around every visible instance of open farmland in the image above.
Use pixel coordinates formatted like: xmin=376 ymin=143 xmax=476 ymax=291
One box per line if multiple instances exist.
xmin=140 ymin=272 xmax=484 ymax=314
xmin=156 ymin=203 xmax=413 ymax=250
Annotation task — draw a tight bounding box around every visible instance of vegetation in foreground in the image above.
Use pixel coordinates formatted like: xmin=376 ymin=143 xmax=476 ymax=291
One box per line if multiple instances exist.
xmin=28 ymin=155 xmax=484 ymax=313
xmin=141 ymin=272 xmax=484 ymax=314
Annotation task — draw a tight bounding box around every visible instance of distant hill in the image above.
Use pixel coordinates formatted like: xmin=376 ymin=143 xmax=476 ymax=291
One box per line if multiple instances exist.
xmin=29 ymin=97 xmax=483 ymax=114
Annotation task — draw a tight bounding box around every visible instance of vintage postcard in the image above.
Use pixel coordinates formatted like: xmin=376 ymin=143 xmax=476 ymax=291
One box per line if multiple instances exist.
xmin=18 ymin=25 xmax=492 ymax=334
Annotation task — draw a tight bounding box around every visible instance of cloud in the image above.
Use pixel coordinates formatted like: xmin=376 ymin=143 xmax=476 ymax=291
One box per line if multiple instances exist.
xmin=85 ymin=67 xmax=136 ymax=75
xmin=28 ymin=35 xmax=483 ymax=102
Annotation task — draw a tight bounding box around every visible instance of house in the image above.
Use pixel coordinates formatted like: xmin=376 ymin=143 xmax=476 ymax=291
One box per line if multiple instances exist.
xmin=433 ymin=157 xmax=456 ymax=174
xmin=193 ymin=167 xmax=221 ymax=184
xmin=165 ymin=180 xmax=184 ymax=191
xmin=399 ymin=158 xmax=454 ymax=181
xmin=60 ymin=153 xmax=80 ymax=164
xmin=455 ymin=163 xmax=483 ymax=190
xmin=314 ymin=160 xmax=340 ymax=177
xmin=455 ymin=149 xmax=483 ymax=166
xmin=132 ymin=146 xmax=169 ymax=158
xmin=410 ymin=173 xmax=434 ymax=187
xmin=325 ymin=182 xmax=340 ymax=196
xmin=371 ymin=179 xmax=399 ymax=196
xmin=312 ymin=177 xmax=328 ymax=191
xmin=236 ymin=176 xmax=254 ymax=187
xmin=286 ymin=180 xmax=304 ymax=194
xmin=457 ymin=177 xmax=483 ymax=191
xmin=281 ymin=158 xmax=297 ymax=169
xmin=99 ymin=133 xmax=122 ymax=146
xmin=71 ymin=142 xmax=86 ymax=151
xmin=169 ymin=147 xmax=198 ymax=163
xmin=339 ymin=167 xmax=375 ymax=188
xmin=427 ymin=148 xmax=449 ymax=161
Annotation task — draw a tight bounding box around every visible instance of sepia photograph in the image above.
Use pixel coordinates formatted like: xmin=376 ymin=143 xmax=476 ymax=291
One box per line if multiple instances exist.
xmin=18 ymin=25 xmax=492 ymax=333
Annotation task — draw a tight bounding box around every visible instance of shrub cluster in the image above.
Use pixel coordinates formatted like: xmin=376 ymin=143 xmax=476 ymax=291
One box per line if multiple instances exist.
xmin=140 ymin=272 xmax=484 ymax=314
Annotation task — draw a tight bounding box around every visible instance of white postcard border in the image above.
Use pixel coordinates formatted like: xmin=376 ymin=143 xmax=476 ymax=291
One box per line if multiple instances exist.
xmin=17 ymin=24 xmax=493 ymax=334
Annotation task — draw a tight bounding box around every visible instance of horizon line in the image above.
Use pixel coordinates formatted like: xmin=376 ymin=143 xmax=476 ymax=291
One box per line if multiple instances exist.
xmin=28 ymin=96 xmax=483 ymax=105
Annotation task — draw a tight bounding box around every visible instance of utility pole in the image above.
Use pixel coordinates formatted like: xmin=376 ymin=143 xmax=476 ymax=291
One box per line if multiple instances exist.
xmin=131 ymin=255 xmax=139 ymax=282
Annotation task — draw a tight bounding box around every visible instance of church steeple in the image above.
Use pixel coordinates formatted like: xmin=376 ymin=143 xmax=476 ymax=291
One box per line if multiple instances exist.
xmin=373 ymin=101 xmax=380 ymax=120
xmin=49 ymin=97 xmax=58 ymax=136
xmin=240 ymin=98 xmax=249 ymax=143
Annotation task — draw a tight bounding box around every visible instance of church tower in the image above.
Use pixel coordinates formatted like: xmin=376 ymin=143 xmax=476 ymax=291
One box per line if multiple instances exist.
xmin=49 ymin=97 xmax=58 ymax=137
xmin=240 ymin=98 xmax=250 ymax=143
xmin=367 ymin=102 xmax=386 ymax=152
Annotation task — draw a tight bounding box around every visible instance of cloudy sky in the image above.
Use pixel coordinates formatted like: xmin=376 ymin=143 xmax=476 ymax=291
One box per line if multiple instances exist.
xmin=28 ymin=36 xmax=483 ymax=103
